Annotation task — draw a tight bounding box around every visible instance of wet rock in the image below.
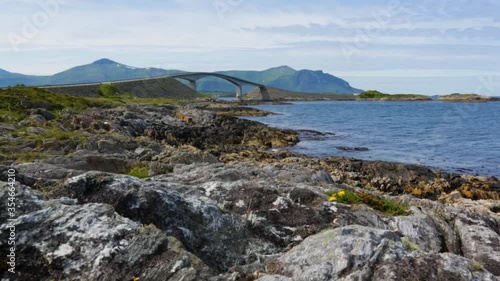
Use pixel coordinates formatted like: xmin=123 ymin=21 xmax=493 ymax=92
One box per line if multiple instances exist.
xmin=336 ymin=146 xmax=369 ymax=152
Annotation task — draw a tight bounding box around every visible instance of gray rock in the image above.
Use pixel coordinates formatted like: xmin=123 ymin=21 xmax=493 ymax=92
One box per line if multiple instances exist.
xmin=26 ymin=127 xmax=49 ymax=135
xmin=271 ymin=225 xmax=408 ymax=280
xmin=258 ymin=275 xmax=294 ymax=281
xmin=22 ymin=114 xmax=46 ymax=125
xmin=31 ymin=108 xmax=56 ymax=121
xmin=97 ymin=139 xmax=124 ymax=154
xmin=372 ymin=252 xmax=497 ymax=281
xmin=454 ymin=212 xmax=500 ymax=276
xmin=0 ymin=123 xmax=18 ymax=134
xmin=63 ymin=172 xmax=276 ymax=271
xmin=0 ymin=185 xmax=214 ymax=281
xmin=388 ymin=206 xmax=443 ymax=253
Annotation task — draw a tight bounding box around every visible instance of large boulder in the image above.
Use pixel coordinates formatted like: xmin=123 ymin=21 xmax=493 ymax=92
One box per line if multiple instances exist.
xmin=265 ymin=225 xmax=408 ymax=280
xmin=372 ymin=252 xmax=497 ymax=281
xmin=0 ymin=184 xmax=213 ymax=281
xmin=62 ymin=172 xmax=276 ymax=271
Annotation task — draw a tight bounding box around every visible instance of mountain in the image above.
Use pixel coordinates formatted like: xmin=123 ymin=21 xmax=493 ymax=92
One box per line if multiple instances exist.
xmin=197 ymin=66 xmax=362 ymax=94
xmin=45 ymin=59 xmax=181 ymax=85
xmin=0 ymin=59 xmax=182 ymax=87
xmin=0 ymin=59 xmax=362 ymax=94
xmin=0 ymin=69 xmax=46 ymax=86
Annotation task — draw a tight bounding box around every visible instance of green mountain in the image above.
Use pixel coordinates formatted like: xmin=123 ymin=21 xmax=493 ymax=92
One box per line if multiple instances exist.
xmin=0 ymin=59 xmax=362 ymax=94
xmin=197 ymin=66 xmax=362 ymax=94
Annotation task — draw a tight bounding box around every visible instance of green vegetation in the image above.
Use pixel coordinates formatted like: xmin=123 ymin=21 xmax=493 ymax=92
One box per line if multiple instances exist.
xmin=356 ymin=90 xmax=430 ymax=100
xmin=196 ymin=92 xmax=210 ymax=98
xmin=0 ymin=87 xmax=191 ymax=164
xmin=0 ymin=87 xmax=118 ymax=123
xmin=401 ymin=236 xmax=420 ymax=252
xmin=97 ymin=84 xmax=135 ymax=99
xmin=0 ymin=87 xmax=187 ymax=123
xmin=128 ymin=164 xmax=150 ymax=179
xmin=470 ymin=260 xmax=484 ymax=271
xmin=326 ymin=190 xmax=411 ymax=216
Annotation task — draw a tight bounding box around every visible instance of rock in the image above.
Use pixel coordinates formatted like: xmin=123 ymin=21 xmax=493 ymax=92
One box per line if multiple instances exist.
xmin=62 ymin=172 xmax=277 ymax=271
xmin=26 ymin=127 xmax=50 ymax=135
xmin=310 ymin=170 xmax=335 ymax=184
xmin=258 ymin=275 xmax=294 ymax=281
xmin=388 ymin=206 xmax=444 ymax=253
xmin=31 ymin=108 xmax=56 ymax=120
xmin=0 ymin=123 xmax=18 ymax=134
xmin=336 ymin=146 xmax=369 ymax=152
xmin=21 ymin=114 xmax=46 ymax=125
xmin=168 ymin=145 xmax=219 ymax=165
xmin=372 ymin=252 xmax=497 ymax=281
xmin=97 ymin=139 xmax=124 ymax=154
xmin=0 ymin=185 xmax=214 ymax=281
xmin=268 ymin=225 xmax=408 ymax=280
xmin=454 ymin=212 xmax=500 ymax=275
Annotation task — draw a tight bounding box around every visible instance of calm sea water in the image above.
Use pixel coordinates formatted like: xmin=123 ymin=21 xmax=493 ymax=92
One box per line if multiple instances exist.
xmin=243 ymin=101 xmax=500 ymax=177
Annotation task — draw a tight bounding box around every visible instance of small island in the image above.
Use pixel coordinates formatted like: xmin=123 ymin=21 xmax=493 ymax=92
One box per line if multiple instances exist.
xmin=438 ymin=93 xmax=500 ymax=102
xmin=355 ymin=90 xmax=432 ymax=101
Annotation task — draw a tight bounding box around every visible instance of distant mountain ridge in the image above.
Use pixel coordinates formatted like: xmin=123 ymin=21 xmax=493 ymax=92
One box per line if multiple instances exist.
xmin=0 ymin=59 xmax=362 ymax=94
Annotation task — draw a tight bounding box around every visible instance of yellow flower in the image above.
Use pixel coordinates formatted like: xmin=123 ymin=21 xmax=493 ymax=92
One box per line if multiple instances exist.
xmin=132 ymin=277 xmax=140 ymax=281
xmin=329 ymin=195 xmax=337 ymax=202
xmin=338 ymin=190 xmax=346 ymax=197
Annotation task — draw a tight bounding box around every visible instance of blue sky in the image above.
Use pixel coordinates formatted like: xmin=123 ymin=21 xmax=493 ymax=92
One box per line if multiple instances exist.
xmin=1 ymin=0 xmax=500 ymax=95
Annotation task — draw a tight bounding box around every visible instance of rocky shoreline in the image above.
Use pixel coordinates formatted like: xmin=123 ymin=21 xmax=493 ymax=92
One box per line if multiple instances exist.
xmin=0 ymin=91 xmax=499 ymax=280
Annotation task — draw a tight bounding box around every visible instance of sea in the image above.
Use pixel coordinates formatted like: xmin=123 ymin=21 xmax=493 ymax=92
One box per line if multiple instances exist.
xmin=242 ymin=101 xmax=500 ymax=177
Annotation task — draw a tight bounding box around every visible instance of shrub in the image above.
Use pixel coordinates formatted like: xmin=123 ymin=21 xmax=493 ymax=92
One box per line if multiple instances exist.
xmin=128 ymin=165 xmax=149 ymax=179
xmin=326 ymin=190 xmax=411 ymax=216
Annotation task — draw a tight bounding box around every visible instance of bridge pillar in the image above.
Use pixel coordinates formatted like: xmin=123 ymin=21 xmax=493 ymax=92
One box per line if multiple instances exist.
xmin=236 ymin=85 xmax=243 ymax=101
xmin=259 ymin=86 xmax=271 ymax=101
xmin=188 ymin=80 xmax=196 ymax=91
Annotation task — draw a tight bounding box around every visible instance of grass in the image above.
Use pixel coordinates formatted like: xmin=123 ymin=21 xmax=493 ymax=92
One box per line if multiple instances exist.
xmin=0 ymin=87 xmax=189 ymax=122
xmin=2 ymin=151 xmax=49 ymax=163
xmin=470 ymin=260 xmax=484 ymax=272
xmin=196 ymin=92 xmax=210 ymax=98
xmin=0 ymin=87 xmax=118 ymax=123
xmin=128 ymin=164 xmax=150 ymax=179
xmin=97 ymin=84 xmax=135 ymax=99
xmin=401 ymin=236 xmax=420 ymax=252
xmin=326 ymin=189 xmax=411 ymax=216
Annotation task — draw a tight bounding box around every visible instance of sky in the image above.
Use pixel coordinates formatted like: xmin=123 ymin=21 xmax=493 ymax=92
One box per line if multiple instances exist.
xmin=1 ymin=0 xmax=500 ymax=95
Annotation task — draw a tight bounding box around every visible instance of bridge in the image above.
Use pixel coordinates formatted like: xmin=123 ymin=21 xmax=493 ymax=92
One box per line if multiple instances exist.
xmin=33 ymin=72 xmax=270 ymax=101
xmin=171 ymin=72 xmax=268 ymax=100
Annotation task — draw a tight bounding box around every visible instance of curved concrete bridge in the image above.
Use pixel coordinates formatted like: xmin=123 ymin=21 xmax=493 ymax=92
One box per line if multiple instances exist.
xmin=34 ymin=72 xmax=270 ymax=100
xmin=171 ymin=72 xmax=269 ymax=100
